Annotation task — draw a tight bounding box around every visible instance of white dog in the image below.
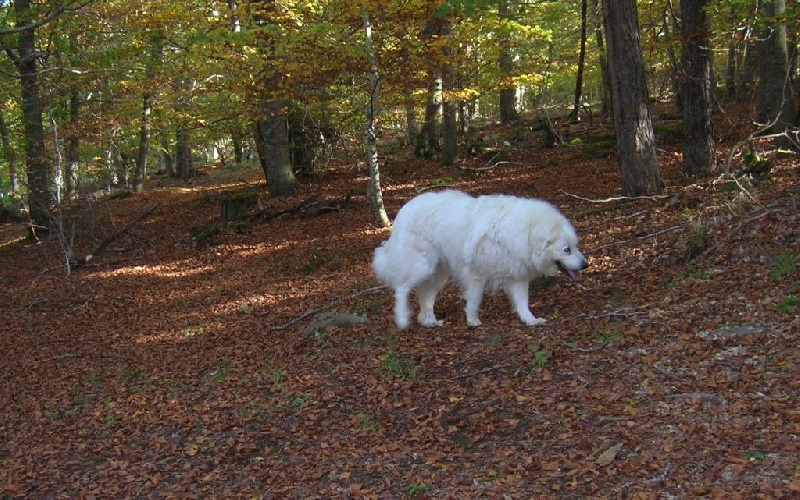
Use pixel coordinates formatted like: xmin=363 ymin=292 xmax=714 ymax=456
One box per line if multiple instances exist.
xmin=372 ymin=190 xmax=587 ymax=330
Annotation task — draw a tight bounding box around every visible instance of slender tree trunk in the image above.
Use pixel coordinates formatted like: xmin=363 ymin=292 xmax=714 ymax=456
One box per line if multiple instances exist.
xmin=757 ymin=0 xmax=796 ymax=146
xmin=405 ymin=100 xmax=418 ymax=145
xmin=414 ymin=76 xmax=442 ymax=158
xmin=0 ymin=109 xmax=19 ymax=196
xmin=440 ymin=18 xmax=458 ymax=167
xmin=175 ymin=128 xmax=193 ymax=179
xmin=590 ymin=0 xmax=611 ymax=117
xmin=498 ymin=0 xmax=519 ymax=124
xmin=680 ymin=0 xmax=718 ymax=176
xmin=569 ymin=0 xmax=589 ymax=122
xmin=602 ymin=0 xmax=664 ymax=196
xmin=363 ymin=14 xmax=389 ymax=227
xmin=133 ymin=35 xmax=163 ymax=193
xmin=65 ymin=91 xmax=79 ymax=200
xmin=11 ymin=0 xmax=50 ymax=234
xmin=133 ymin=93 xmax=152 ymax=192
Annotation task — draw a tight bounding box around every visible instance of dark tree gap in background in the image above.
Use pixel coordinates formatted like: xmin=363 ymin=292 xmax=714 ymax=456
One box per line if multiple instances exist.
xmin=680 ymin=0 xmax=718 ymax=176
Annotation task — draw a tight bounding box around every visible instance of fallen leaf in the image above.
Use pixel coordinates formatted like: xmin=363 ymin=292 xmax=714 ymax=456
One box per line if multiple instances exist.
xmin=595 ymin=443 xmax=624 ymax=466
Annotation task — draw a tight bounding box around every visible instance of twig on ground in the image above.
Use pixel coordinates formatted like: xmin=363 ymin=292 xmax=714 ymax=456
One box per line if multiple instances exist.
xmin=595 ymin=416 xmax=635 ymax=426
xmin=560 ymin=190 xmax=671 ymax=203
xmin=458 ymin=160 xmax=524 ymax=172
xmin=577 ymin=307 xmax=648 ymax=320
xmin=588 ymin=225 xmax=684 ymax=254
xmin=268 ymin=285 xmax=386 ymax=331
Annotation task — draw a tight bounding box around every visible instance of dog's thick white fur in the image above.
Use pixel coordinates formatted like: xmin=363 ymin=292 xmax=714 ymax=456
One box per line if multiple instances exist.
xmin=372 ymin=190 xmax=587 ymax=330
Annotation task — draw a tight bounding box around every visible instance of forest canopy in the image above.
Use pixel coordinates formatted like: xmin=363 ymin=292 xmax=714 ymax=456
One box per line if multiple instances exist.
xmin=0 ymin=0 xmax=798 ymax=228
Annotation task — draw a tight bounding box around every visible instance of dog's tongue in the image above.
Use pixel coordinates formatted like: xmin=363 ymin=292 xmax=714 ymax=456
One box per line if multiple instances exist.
xmin=567 ymin=269 xmax=582 ymax=281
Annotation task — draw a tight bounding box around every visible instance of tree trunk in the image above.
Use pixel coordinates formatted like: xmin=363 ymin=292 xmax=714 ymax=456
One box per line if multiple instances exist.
xmin=133 ymin=35 xmax=162 ymax=193
xmin=680 ymin=0 xmax=717 ymax=176
xmin=0 ymin=109 xmax=19 ymax=196
xmin=498 ymin=0 xmax=519 ymax=125
xmin=757 ymin=0 xmax=796 ymax=146
xmin=405 ymin=100 xmax=418 ymax=145
xmin=65 ymin=91 xmax=79 ymax=200
xmin=161 ymin=135 xmax=175 ymax=178
xmin=133 ymin=93 xmax=152 ymax=192
xmin=11 ymin=0 xmax=50 ymax=234
xmin=602 ymin=0 xmax=664 ymax=196
xmin=255 ymin=107 xmax=298 ymax=196
xmin=175 ymin=128 xmax=193 ymax=179
xmin=363 ymin=14 xmax=390 ymax=227
xmin=440 ymin=19 xmax=458 ymax=167
xmin=569 ymin=0 xmax=589 ymax=122
xmin=414 ymin=76 xmax=442 ymax=158
xmin=590 ymin=0 xmax=611 ymax=117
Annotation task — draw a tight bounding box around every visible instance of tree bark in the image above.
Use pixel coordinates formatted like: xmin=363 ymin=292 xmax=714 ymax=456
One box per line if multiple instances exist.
xmin=363 ymin=14 xmax=390 ymax=227
xmin=569 ymin=0 xmax=589 ymax=122
xmin=0 ymin=109 xmax=19 ymax=196
xmin=414 ymin=76 xmax=442 ymax=158
xmin=11 ymin=0 xmax=51 ymax=234
xmin=65 ymin=90 xmax=79 ymax=200
xmin=498 ymin=0 xmax=519 ymax=124
xmin=440 ymin=18 xmax=458 ymax=167
xmin=255 ymin=108 xmax=298 ymax=196
xmin=590 ymin=0 xmax=611 ymax=117
xmin=680 ymin=0 xmax=718 ymax=176
xmin=133 ymin=93 xmax=152 ymax=192
xmin=601 ymin=0 xmax=664 ymax=196
xmin=757 ymin=0 xmax=796 ymax=146
xmin=175 ymin=128 xmax=193 ymax=180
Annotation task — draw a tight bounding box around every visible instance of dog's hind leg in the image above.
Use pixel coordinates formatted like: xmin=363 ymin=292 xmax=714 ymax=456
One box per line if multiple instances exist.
xmin=416 ymin=269 xmax=447 ymax=327
xmin=461 ymin=278 xmax=487 ymax=327
xmin=503 ymin=281 xmax=546 ymax=326
xmin=393 ymin=286 xmax=413 ymax=330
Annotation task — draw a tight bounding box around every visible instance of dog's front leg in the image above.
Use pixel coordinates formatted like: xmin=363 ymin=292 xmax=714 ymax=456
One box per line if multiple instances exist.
xmin=504 ymin=281 xmax=546 ymax=326
xmin=462 ymin=278 xmax=486 ymax=327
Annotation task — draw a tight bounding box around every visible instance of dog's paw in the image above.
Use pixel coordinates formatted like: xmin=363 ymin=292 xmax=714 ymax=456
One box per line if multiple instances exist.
xmin=417 ymin=313 xmax=443 ymax=328
xmin=467 ymin=318 xmax=483 ymax=327
xmin=522 ymin=316 xmax=546 ymax=326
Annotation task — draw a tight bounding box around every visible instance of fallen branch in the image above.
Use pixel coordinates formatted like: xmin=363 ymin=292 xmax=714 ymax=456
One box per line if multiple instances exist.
xmin=457 ymin=160 xmax=524 ymax=172
xmin=70 ymin=204 xmax=158 ymax=271
xmin=268 ymin=285 xmax=385 ymax=331
xmin=577 ymin=307 xmax=649 ymax=320
xmin=561 ymin=190 xmax=671 ymax=203
xmin=588 ymin=225 xmax=684 ymax=254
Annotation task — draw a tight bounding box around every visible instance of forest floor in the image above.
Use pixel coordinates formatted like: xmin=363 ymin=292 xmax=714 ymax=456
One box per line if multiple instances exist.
xmin=1 ymin=115 xmax=799 ymax=498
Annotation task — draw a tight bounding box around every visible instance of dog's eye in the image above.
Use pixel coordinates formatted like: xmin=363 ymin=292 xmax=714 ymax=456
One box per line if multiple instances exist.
xmin=563 ymin=247 xmax=571 ymax=254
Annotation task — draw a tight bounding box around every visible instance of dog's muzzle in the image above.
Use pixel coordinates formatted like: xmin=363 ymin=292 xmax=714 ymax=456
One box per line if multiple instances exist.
xmin=557 ymin=258 xmax=588 ymax=281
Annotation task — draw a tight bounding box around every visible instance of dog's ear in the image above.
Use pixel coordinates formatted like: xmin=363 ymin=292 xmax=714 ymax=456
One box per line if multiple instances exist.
xmin=538 ymin=238 xmax=553 ymax=255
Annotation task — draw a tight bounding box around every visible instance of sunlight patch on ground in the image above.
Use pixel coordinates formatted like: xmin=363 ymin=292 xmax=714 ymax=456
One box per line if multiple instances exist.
xmin=91 ymin=261 xmax=215 ymax=279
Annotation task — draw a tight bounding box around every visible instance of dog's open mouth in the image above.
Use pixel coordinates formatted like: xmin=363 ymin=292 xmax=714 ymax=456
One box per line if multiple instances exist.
xmin=557 ymin=261 xmax=583 ymax=281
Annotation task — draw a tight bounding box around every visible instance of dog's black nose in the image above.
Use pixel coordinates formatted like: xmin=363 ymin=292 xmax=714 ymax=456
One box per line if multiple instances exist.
xmin=581 ymin=258 xmax=589 ymax=269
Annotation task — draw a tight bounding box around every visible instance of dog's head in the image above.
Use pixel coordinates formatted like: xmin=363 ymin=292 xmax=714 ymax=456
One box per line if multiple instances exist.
xmin=533 ymin=223 xmax=588 ymax=280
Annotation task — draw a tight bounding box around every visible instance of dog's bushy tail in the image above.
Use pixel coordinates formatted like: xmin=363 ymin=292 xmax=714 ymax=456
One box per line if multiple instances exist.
xmin=371 ymin=242 xmax=393 ymax=286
